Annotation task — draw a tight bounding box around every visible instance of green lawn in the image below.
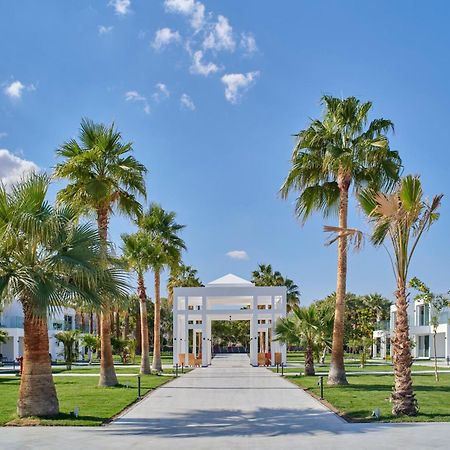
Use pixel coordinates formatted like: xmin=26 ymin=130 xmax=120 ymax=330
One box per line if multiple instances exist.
xmin=0 ymin=374 xmax=171 ymax=426
xmin=288 ymin=373 xmax=450 ymax=422
xmin=275 ymin=364 xmax=435 ymax=373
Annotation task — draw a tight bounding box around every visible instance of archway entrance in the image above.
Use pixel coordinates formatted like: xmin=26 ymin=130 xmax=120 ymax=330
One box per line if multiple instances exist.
xmin=173 ymin=274 xmax=287 ymax=367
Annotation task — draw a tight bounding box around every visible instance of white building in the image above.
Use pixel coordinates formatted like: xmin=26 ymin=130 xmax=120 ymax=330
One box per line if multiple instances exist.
xmin=0 ymin=299 xmax=78 ymax=362
xmin=173 ymin=274 xmax=287 ymax=367
xmin=373 ymin=298 xmax=450 ymax=360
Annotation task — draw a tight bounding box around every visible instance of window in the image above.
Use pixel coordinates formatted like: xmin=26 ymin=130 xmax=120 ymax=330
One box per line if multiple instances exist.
xmin=417 ymin=304 xmax=430 ymax=326
xmin=417 ymin=335 xmax=430 ymax=358
xmin=64 ymin=315 xmax=73 ymax=331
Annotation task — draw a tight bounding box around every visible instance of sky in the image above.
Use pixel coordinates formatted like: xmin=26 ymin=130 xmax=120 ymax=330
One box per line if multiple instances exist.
xmin=0 ymin=0 xmax=449 ymax=304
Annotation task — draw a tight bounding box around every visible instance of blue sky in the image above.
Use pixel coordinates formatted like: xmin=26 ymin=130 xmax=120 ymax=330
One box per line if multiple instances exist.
xmin=0 ymin=0 xmax=449 ymax=304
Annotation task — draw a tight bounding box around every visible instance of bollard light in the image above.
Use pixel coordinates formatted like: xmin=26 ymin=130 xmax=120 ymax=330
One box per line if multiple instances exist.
xmin=137 ymin=374 xmax=141 ymax=399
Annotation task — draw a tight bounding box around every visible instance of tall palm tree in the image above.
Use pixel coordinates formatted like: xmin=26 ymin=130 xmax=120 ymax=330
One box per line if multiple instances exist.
xmin=359 ymin=175 xmax=442 ymax=415
xmin=0 ymin=174 xmax=127 ymax=417
xmin=284 ymin=278 xmax=300 ymax=313
xmin=54 ymin=118 xmax=147 ymax=386
xmin=252 ymin=264 xmax=300 ymax=312
xmin=139 ymin=203 xmax=185 ymax=372
xmin=280 ymin=95 xmax=401 ymax=385
xmin=167 ymin=263 xmax=203 ymax=306
xmin=275 ymin=305 xmax=332 ymax=375
xmin=55 ymin=330 xmax=80 ymax=370
xmin=121 ymin=231 xmax=154 ymax=374
xmin=251 ymin=264 xmax=284 ymax=286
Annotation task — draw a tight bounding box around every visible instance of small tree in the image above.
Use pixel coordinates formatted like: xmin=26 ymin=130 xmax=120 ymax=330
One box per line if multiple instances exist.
xmin=275 ymin=304 xmax=332 ymax=376
xmin=81 ymin=333 xmax=100 ymax=364
xmin=409 ymin=277 xmax=450 ymax=381
xmin=55 ymin=330 xmax=81 ymax=370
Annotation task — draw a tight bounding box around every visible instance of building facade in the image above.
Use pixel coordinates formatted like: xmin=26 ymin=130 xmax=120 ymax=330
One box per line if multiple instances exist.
xmin=0 ymin=299 xmax=79 ymax=362
xmin=373 ymin=298 xmax=450 ymax=360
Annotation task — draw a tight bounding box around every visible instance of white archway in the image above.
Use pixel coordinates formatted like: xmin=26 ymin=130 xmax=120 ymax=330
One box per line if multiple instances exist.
xmin=173 ymin=274 xmax=287 ymax=367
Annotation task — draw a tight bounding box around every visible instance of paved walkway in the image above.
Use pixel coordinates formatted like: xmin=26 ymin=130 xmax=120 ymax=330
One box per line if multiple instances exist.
xmin=1 ymin=354 xmax=449 ymax=449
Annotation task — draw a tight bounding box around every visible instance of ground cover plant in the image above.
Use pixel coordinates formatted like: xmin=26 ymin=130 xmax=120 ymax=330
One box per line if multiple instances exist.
xmin=0 ymin=375 xmax=171 ymax=426
xmin=289 ymin=373 xmax=450 ymax=422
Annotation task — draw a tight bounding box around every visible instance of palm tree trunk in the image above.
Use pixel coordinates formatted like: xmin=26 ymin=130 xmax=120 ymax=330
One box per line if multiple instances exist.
xmin=138 ymin=272 xmax=151 ymax=374
xmin=98 ymin=311 xmax=118 ymax=386
xmin=328 ymin=176 xmax=349 ymax=385
xmin=392 ymin=280 xmax=417 ymax=415
xmin=89 ymin=312 xmax=94 ymax=334
xmin=123 ymin=311 xmax=129 ymax=340
xmin=17 ymin=304 xmax=59 ymax=417
xmin=152 ymin=270 xmax=162 ymax=372
xmin=115 ymin=310 xmax=120 ymax=339
xmin=136 ymin=306 xmax=142 ymax=355
xmin=96 ymin=313 xmax=101 ymax=337
xmin=304 ymin=344 xmax=315 ymax=376
xmin=97 ymin=206 xmax=118 ymax=387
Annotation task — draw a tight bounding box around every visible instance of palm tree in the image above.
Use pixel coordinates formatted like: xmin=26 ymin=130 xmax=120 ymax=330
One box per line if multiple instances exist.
xmin=280 ymin=95 xmax=401 ymax=385
xmin=81 ymin=333 xmax=100 ymax=364
xmin=55 ymin=330 xmax=80 ymax=370
xmin=251 ymin=264 xmax=284 ymax=286
xmin=0 ymin=174 xmax=127 ymax=417
xmin=275 ymin=305 xmax=332 ymax=375
xmin=121 ymin=231 xmax=154 ymax=374
xmin=54 ymin=118 xmax=147 ymax=386
xmin=139 ymin=203 xmax=185 ymax=372
xmin=359 ymin=175 xmax=442 ymax=415
xmin=252 ymin=264 xmax=300 ymax=312
xmin=167 ymin=263 xmax=203 ymax=306
xmin=284 ymin=278 xmax=300 ymax=312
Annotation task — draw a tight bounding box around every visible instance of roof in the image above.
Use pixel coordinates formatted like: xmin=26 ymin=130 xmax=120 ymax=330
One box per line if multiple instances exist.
xmin=206 ymin=273 xmax=255 ymax=287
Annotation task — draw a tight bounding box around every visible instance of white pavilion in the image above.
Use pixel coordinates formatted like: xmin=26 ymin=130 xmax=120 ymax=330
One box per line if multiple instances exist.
xmin=172 ymin=273 xmax=287 ymax=367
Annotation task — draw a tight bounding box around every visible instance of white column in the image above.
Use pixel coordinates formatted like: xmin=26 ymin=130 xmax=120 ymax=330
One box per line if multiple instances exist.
xmin=201 ymin=296 xmax=208 ymax=367
xmin=281 ymin=292 xmax=287 ymax=365
xmin=250 ymin=295 xmax=258 ymax=366
xmin=270 ymin=295 xmax=275 ymax=365
xmin=193 ymin=330 xmax=197 ymax=357
xmin=13 ymin=334 xmax=19 ymax=360
xmin=184 ymin=310 xmax=189 ymax=357
xmin=207 ymin=318 xmax=212 ymax=364
xmin=173 ymin=296 xmax=178 ymax=367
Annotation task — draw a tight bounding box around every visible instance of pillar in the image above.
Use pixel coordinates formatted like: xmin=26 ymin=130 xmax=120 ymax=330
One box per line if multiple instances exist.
xmin=173 ymin=296 xmax=178 ymax=367
xmin=250 ymin=296 xmax=258 ymax=366
xmin=270 ymin=295 xmax=275 ymax=365
xmin=201 ymin=296 xmax=208 ymax=367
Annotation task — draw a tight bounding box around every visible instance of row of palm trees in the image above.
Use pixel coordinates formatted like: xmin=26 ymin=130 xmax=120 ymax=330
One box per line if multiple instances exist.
xmin=0 ymin=118 xmax=190 ymax=418
xmin=281 ymin=96 xmax=442 ymax=416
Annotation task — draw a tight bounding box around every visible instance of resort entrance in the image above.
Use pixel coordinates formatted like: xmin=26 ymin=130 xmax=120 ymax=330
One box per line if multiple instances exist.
xmin=172 ymin=273 xmax=287 ymax=367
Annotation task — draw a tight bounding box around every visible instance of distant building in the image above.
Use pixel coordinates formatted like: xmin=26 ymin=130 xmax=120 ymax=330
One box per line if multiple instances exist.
xmin=0 ymin=300 xmax=91 ymax=362
xmin=373 ymin=298 xmax=450 ymax=360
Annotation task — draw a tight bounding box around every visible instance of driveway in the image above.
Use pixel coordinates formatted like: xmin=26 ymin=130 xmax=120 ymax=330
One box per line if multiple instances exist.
xmin=1 ymin=354 xmax=449 ymax=449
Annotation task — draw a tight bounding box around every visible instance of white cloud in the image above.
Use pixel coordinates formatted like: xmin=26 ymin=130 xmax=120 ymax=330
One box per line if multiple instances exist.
xmin=152 ymin=27 xmax=181 ymax=50
xmin=152 ymin=82 xmax=170 ymax=102
xmin=98 ymin=25 xmax=113 ymax=35
xmin=180 ymin=93 xmax=195 ymax=110
xmin=125 ymin=90 xmax=150 ymax=114
xmin=109 ymin=0 xmax=131 ymax=15
xmin=164 ymin=0 xmax=205 ymax=31
xmin=226 ymin=250 xmax=249 ymax=260
xmin=203 ymin=15 xmax=235 ymax=52
xmin=221 ymin=71 xmax=259 ymax=103
xmin=4 ymin=81 xmax=25 ymax=99
xmin=190 ymin=50 xmax=219 ymax=76
xmin=240 ymin=32 xmax=257 ymax=54
xmin=0 ymin=132 xmax=7 ymax=139
xmin=125 ymin=90 xmax=145 ymax=102
xmin=0 ymin=149 xmax=38 ymax=186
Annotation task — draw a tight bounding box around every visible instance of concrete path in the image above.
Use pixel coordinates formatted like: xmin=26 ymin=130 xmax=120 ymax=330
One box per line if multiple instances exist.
xmin=1 ymin=354 xmax=449 ymax=450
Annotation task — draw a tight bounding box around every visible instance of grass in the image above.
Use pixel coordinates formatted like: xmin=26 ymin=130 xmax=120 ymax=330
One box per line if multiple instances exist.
xmin=275 ymin=364 xmax=435 ymax=374
xmin=0 ymin=374 xmax=171 ymax=426
xmin=288 ymin=373 xmax=450 ymax=422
